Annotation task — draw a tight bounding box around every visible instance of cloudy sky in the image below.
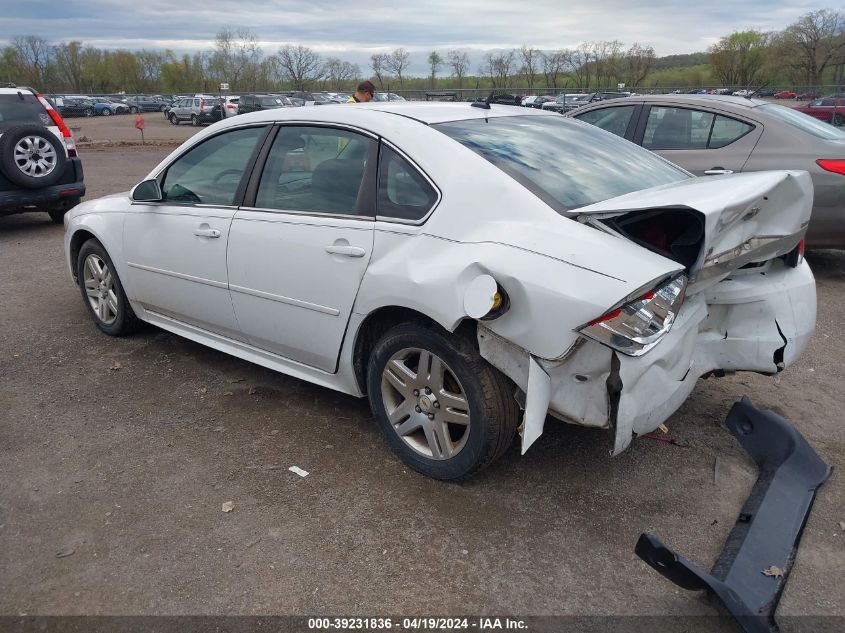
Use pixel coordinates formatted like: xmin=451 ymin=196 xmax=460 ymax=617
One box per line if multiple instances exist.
xmin=1 ymin=0 xmax=829 ymax=75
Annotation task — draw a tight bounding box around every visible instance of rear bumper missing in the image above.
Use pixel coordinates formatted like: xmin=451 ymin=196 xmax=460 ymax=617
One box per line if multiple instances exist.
xmin=635 ymin=397 xmax=831 ymax=633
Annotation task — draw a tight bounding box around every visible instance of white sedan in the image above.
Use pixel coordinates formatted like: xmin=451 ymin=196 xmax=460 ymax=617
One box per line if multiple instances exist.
xmin=63 ymin=102 xmax=816 ymax=480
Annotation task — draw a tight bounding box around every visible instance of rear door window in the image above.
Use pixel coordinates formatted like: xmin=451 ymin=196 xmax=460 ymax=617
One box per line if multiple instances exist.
xmin=708 ymin=115 xmax=754 ymax=149
xmin=643 ymin=107 xmax=752 ymax=149
xmin=377 ymin=145 xmax=439 ymax=222
xmin=254 ymin=126 xmax=376 ymax=215
xmin=643 ymin=107 xmax=714 ymax=149
xmin=0 ymin=92 xmax=51 ymax=127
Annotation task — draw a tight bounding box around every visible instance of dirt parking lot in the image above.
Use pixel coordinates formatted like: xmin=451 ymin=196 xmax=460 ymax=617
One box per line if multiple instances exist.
xmin=0 ymin=117 xmax=843 ymax=628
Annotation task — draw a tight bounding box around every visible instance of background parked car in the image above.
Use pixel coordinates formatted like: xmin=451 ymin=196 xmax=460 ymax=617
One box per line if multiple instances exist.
xmin=89 ymin=98 xmax=130 ymax=116
xmin=238 ymin=94 xmax=297 ymax=114
xmin=167 ymin=95 xmax=220 ymax=126
xmin=794 ymin=98 xmax=845 ymax=126
xmin=523 ymin=95 xmax=556 ymax=109
xmin=567 ymin=94 xmax=845 ymax=247
xmin=0 ymin=85 xmax=85 ymax=223
xmin=124 ymin=95 xmax=169 ymax=113
xmin=774 ymin=91 xmax=797 ymax=99
xmin=55 ymin=96 xmax=98 ymax=118
xmin=541 ymin=93 xmax=589 ymax=113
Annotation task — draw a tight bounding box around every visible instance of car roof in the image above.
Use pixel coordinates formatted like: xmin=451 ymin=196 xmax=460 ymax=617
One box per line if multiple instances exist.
xmin=629 ymin=94 xmax=769 ymax=109
xmin=343 ymin=102 xmax=554 ymax=124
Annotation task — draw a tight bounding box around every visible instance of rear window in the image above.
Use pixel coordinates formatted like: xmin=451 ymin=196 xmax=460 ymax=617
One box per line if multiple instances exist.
xmin=760 ymin=104 xmax=845 ymax=140
xmin=0 ymin=92 xmax=51 ymax=127
xmin=434 ymin=115 xmax=690 ymax=212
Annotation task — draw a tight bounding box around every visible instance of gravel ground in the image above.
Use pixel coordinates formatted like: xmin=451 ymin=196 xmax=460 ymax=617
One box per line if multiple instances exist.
xmin=0 ymin=121 xmax=842 ymax=625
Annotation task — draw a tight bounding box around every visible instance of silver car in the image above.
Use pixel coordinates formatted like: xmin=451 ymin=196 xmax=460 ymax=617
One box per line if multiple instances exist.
xmin=567 ymin=95 xmax=845 ymax=248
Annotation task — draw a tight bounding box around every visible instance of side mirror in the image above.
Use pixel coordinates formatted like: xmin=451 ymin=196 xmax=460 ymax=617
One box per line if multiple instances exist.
xmin=131 ymin=179 xmax=163 ymax=202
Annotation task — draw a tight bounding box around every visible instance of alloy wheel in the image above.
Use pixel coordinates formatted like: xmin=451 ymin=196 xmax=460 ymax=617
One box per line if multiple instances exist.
xmin=13 ymin=135 xmax=57 ymax=178
xmin=82 ymin=254 xmax=118 ymax=325
xmin=380 ymin=347 xmax=472 ymax=460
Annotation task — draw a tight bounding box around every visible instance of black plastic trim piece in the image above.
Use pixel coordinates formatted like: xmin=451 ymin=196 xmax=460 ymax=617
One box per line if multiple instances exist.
xmin=635 ymin=396 xmax=831 ymax=633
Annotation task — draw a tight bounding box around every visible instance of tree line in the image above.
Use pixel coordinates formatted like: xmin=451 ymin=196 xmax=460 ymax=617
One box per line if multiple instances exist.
xmin=1 ymin=9 xmax=842 ymax=95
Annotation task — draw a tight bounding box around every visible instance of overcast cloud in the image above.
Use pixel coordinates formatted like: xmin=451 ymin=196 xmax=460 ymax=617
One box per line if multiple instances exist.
xmin=0 ymin=0 xmax=830 ymax=75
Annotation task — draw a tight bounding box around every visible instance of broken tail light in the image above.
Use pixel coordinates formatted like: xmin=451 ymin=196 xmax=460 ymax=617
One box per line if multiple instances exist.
xmin=578 ymin=274 xmax=687 ymax=356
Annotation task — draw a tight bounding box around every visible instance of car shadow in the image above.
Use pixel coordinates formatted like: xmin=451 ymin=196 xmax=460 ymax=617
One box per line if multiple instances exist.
xmin=806 ymin=249 xmax=845 ymax=282
xmin=0 ymin=212 xmax=61 ymax=236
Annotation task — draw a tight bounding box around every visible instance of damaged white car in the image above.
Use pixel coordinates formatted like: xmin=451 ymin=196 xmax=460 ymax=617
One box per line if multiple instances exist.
xmin=63 ymin=103 xmax=815 ymax=480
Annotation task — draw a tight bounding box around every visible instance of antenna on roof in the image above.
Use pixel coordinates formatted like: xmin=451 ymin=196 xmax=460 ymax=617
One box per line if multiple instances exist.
xmin=471 ymin=90 xmax=492 ymax=109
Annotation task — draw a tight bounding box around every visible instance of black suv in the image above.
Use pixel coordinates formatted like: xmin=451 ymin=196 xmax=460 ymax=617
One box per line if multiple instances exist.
xmin=0 ymin=85 xmax=85 ymax=223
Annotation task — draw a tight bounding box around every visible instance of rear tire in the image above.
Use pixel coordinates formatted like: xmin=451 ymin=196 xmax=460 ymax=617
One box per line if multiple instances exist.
xmin=48 ymin=207 xmax=68 ymax=224
xmin=833 ymin=114 xmax=844 ymax=127
xmin=366 ymin=322 xmax=518 ymax=480
xmin=76 ymin=239 xmax=141 ymax=337
xmin=0 ymin=125 xmax=67 ymax=189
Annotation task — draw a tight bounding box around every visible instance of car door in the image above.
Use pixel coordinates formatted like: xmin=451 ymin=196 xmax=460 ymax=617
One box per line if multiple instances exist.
xmin=227 ymin=124 xmax=378 ymax=372
xmin=635 ymin=104 xmax=762 ymax=175
xmin=123 ymin=124 xmax=269 ymax=339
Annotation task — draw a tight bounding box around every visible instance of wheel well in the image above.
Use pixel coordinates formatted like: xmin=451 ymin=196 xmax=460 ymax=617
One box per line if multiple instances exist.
xmin=69 ymin=230 xmax=98 ymax=282
xmin=352 ymin=306 xmax=476 ymax=393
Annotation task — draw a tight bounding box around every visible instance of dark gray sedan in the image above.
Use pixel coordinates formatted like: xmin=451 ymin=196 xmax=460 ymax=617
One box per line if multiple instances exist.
xmin=567 ymin=95 xmax=845 ymax=248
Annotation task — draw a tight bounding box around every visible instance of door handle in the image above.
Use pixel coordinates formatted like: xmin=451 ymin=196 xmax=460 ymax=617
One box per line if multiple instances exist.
xmin=325 ymin=245 xmax=366 ymax=257
xmin=194 ymin=227 xmax=221 ymax=238
xmin=704 ymin=168 xmax=734 ymax=176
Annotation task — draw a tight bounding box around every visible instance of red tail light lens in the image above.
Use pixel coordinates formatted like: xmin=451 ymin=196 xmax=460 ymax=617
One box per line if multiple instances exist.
xmin=816 ymin=159 xmax=845 ymax=176
xmin=35 ymin=93 xmax=77 ymax=157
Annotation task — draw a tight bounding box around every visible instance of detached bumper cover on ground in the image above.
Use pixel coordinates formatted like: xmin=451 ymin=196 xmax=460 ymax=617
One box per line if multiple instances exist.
xmin=636 ymin=396 xmax=831 ymax=633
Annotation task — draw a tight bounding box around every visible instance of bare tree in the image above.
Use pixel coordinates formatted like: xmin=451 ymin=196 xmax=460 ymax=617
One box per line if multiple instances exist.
xmin=592 ymin=40 xmax=623 ymax=89
xmin=324 ymin=57 xmax=360 ymax=88
xmin=570 ymin=43 xmax=593 ymax=90
xmin=384 ymin=48 xmax=411 ymax=86
xmin=370 ymin=53 xmax=388 ymax=88
xmin=277 ymin=44 xmax=323 ymax=91
xmin=519 ymin=46 xmax=541 ymax=90
xmin=624 ymin=43 xmax=656 ymax=87
xmin=480 ymin=50 xmax=515 ymax=88
xmin=447 ymin=50 xmax=470 ymax=88
xmin=12 ymin=35 xmax=52 ymax=86
xmin=541 ymin=50 xmax=568 ymax=90
xmin=210 ymin=28 xmax=262 ymax=89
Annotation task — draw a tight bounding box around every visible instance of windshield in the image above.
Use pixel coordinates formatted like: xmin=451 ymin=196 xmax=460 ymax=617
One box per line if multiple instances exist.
xmin=434 ymin=115 xmax=690 ymax=212
xmin=760 ymin=104 xmax=845 ymax=141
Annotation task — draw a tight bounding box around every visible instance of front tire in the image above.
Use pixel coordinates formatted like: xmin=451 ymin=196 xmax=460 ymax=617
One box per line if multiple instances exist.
xmin=833 ymin=114 xmax=844 ymax=127
xmin=366 ymin=322 xmax=518 ymax=480
xmin=191 ymin=114 xmax=199 ymax=127
xmin=101 ymin=108 xmax=112 ymax=116
xmin=169 ymin=113 xmax=179 ymax=125
xmin=76 ymin=239 xmax=141 ymax=336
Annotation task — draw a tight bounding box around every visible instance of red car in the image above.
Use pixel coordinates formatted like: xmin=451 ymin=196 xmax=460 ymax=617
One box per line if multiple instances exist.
xmin=773 ymin=91 xmax=797 ymax=99
xmin=793 ymin=98 xmax=845 ymax=126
